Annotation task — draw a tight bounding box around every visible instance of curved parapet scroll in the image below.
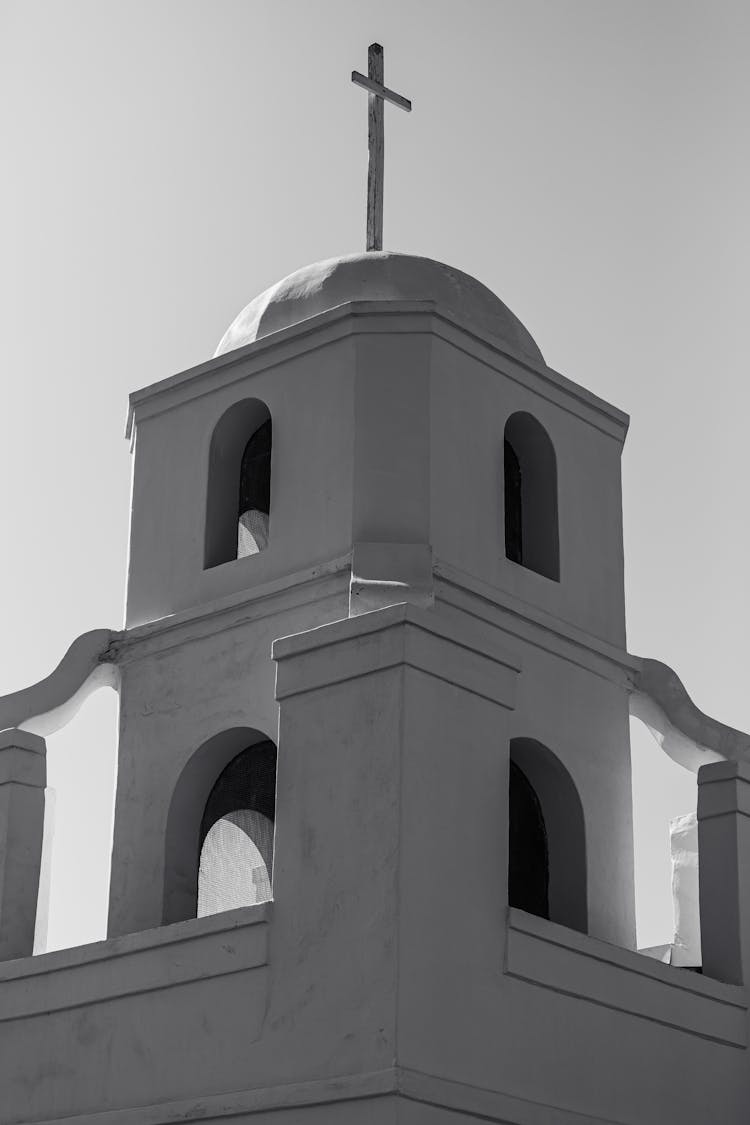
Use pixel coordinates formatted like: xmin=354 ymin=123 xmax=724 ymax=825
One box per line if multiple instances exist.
xmin=630 ymin=657 xmax=750 ymax=773
xmin=0 ymin=629 xmax=121 ymax=738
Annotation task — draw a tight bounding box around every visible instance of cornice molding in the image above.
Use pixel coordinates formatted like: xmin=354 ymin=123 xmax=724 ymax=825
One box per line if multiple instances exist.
xmin=435 ymin=562 xmax=638 ymax=687
xmin=5 ymin=1063 xmax=639 ymax=1125
xmin=126 ymin=301 xmax=628 ymax=443
xmin=116 ymin=558 xmax=350 ymax=665
xmin=273 ymin=601 xmax=519 ymax=708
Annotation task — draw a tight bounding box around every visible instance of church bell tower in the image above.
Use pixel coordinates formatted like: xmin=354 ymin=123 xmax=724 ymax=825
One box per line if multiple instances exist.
xmin=2 ymin=44 xmax=750 ymax=1125
xmin=2 ymin=244 xmax=749 ymax=1125
xmin=117 ymin=248 xmax=635 ymax=955
xmin=93 ymin=242 xmax=644 ymax=1108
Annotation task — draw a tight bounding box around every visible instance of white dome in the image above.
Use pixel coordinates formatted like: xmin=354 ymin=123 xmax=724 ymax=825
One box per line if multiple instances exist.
xmin=215 ymin=251 xmax=543 ymax=365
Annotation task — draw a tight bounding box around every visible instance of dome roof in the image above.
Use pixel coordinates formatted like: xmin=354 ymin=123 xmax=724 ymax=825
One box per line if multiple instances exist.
xmin=215 ymin=252 xmax=543 ymax=365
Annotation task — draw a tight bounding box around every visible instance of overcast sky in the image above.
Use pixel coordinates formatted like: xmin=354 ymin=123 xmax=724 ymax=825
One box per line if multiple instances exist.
xmin=2 ymin=0 xmax=748 ymax=951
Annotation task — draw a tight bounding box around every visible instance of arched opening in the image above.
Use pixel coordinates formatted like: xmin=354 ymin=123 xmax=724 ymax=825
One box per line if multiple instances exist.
xmin=204 ymin=399 xmax=272 ymax=569
xmin=503 ymin=412 xmax=559 ymax=581
xmin=163 ymin=727 xmax=276 ymax=924
xmin=197 ymin=741 xmax=276 ymax=917
xmin=508 ymin=738 xmax=586 ymax=932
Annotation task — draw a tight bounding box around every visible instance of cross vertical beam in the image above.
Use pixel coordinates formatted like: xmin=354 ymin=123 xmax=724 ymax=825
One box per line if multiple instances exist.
xmin=352 ymin=44 xmax=412 ymax=253
xmin=367 ymin=44 xmax=384 ymax=252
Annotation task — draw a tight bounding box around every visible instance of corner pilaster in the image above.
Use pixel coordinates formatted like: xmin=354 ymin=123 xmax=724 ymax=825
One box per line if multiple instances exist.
xmin=0 ymin=728 xmax=46 ymax=960
xmin=271 ymin=603 xmax=518 ymax=1077
xmin=698 ymin=759 xmax=750 ymax=985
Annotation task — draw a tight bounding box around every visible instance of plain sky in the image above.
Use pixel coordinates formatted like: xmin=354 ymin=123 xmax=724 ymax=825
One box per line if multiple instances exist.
xmin=1 ymin=0 xmax=748 ymax=951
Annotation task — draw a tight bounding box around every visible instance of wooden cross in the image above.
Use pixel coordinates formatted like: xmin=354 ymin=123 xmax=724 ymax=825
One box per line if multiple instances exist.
xmin=352 ymin=44 xmax=412 ymax=252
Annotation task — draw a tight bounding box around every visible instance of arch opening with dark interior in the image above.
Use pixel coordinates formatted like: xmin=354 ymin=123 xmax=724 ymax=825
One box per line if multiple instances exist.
xmin=163 ymin=727 xmax=277 ymax=924
xmin=503 ymin=412 xmax=559 ymax=581
xmin=508 ymin=738 xmax=587 ymax=933
xmin=508 ymin=760 xmax=549 ymax=919
xmin=205 ymin=399 xmax=272 ymax=569
xmin=197 ymin=740 xmax=276 ymax=916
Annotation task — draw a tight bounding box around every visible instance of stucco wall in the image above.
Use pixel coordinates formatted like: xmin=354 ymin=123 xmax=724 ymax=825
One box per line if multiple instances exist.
xmin=109 ymin=575 xmax=349 ymax=937
xmin=506 ymin=631 xmax=636 ymax=946
xmin=430 ymin=332 xmax=628 ymax=647
xmin=126 ymin=334 xmax=357 ymax=628
xmin=126 ymin=305 xmax=628 ymax=647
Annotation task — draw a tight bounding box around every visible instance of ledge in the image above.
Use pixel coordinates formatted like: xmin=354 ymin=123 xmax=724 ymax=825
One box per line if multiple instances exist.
xmin=698 ymin=758 xmax=750 ymax=820
xmin=9 ymin=1065 xmax=633 ymax=1125
xmin=119 ymin=555 xmax=351 ymax=661
xmin=273 ymin=602 xmax=519 ymax=707
xmin=0 ymin=904 xmax=270 ymax=1023
xmin=434 ymin=562 xmax=637 ymax=685
xmin=126 ymin=300 xmax=628 ymax=443
xmin=505 ymin=908 xmax=747 ymax=1048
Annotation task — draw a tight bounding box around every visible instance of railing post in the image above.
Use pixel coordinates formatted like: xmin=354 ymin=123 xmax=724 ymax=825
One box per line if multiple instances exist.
xmin=0 ymin=728 xmax=46 ymax=960
xmin=697 ymin=759 xmax=750 ymax=984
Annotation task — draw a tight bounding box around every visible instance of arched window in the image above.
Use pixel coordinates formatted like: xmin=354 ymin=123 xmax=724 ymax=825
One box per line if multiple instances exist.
xmin=205 ymin=399 xmax=272 ymax=569
xmin=503 ymin=413 xmax=559 ymax=581
xmin=162 ymin=728 xmax=276 ymax=924
xmin=197 ymin=741 xmax=276 ymax=917
xmin=508 ymin=738 xmax=587 ymax=932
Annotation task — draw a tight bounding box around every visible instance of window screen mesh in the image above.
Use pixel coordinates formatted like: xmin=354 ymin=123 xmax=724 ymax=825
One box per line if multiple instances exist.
xmin=237 ymin=509 xmax=269 ymax=557
xmin=198 ymin=810 xmax=274 ymax=916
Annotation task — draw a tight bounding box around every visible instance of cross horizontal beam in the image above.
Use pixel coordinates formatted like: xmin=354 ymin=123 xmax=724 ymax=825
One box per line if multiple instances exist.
xmin=351 ymin=71 xmax=412 ymax=112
